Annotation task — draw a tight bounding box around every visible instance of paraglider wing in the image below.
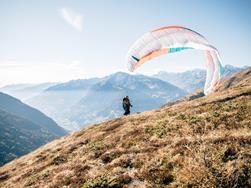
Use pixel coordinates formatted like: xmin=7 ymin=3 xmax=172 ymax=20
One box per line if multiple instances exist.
xmin=126 ymin=26 xmax=222 ymax=95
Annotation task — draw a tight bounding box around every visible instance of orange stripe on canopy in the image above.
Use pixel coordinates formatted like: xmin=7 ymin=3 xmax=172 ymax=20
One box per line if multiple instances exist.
xmin=131 ymin=48 xmax=168 ymax=71
xmin=151 ymin=26 xmax=185 ymax=32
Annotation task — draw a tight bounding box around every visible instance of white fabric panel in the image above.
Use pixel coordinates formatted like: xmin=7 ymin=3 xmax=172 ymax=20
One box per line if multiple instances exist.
xmin=126 ymin=27 xmax=222 ymax=95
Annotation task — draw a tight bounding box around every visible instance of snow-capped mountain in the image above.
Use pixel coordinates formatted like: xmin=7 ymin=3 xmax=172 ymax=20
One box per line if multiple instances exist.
xmin=153 ymin=64 xmax=247 ymax=93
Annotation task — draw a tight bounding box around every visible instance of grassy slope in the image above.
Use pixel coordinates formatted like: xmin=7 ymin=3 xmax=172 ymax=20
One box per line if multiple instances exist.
xmin=0 ymin=68 xmax=250 ymax=188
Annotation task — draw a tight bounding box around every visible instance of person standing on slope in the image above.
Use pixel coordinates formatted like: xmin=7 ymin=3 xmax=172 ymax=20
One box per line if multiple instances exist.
xmin=123 ymin=96 xmax=132 ymax=115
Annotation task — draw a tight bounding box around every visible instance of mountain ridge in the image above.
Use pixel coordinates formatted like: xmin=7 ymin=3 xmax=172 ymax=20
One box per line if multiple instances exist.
xmin=0 ymin=92 xmax=67 ymax=166
xmin=0 ymin=92 xmax=66 ymax=136
xmin=0 ymin=108 xmax=58 ymax=166
xmin=153 ymin=64 xmax=247 ymax=92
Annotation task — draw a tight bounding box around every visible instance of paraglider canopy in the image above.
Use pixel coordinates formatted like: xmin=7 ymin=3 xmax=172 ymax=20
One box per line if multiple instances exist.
xmin=126 ymin=26 xmax=223 ymax=95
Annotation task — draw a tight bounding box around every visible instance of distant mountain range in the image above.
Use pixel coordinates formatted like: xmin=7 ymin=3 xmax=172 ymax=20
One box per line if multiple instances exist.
xmin=0 ymin=92 xmax=66 ymax=166
xmin=0 ymin=64 xmax=247 ymax=132
xmin=46 ymin=78 xmax=100 ymax=91
xmin=0 ymin=83 xmax=57 ymax=100
xmin=25 ymin=72 xmax=186 ymax=131
xmin=153 ymin=64 xmax=247 ymax=92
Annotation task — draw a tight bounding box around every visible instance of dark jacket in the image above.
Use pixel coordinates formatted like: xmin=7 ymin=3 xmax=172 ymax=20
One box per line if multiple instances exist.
xmin=123 ymin=97 xmax=132 ymax=115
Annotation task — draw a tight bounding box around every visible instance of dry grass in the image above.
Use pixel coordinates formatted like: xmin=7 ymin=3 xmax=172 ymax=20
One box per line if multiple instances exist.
xmin=0 ymin=68 xmax=250 ymax=188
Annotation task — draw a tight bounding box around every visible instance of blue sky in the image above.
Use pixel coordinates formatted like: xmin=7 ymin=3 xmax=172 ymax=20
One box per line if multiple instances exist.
xmin=0 ymin=0 xmax=251 ymax=86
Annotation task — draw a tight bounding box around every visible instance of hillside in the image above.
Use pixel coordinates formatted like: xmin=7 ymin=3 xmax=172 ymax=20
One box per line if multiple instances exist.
xmin=0 ymin=92 xmax=66 ymax=136
xmin=0 ymin=92 xmax=66 ymax=166
xmin=0 ymin=67 xmax=250 ymax=187
xmin=0 ymin=109 xmax=59 ymax=166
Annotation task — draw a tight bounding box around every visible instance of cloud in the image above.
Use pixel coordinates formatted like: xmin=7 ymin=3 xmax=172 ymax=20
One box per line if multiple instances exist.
xmin=60 ymin=8 xmax=83 ymax=31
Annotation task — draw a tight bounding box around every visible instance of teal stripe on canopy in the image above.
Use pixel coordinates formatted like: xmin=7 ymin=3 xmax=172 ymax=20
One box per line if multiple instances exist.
xmin=169 ymin=47 xmax=192 ymax=53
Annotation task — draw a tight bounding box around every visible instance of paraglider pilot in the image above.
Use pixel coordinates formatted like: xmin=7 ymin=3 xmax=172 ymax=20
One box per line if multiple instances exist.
xmin=123 ymin=96 xmax=132 ymax=115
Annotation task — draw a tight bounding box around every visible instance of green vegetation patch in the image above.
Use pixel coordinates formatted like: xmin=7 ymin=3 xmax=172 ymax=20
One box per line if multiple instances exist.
xmin=82 ymin=174 xmax=131 ymax=188
xmin=24 ymin=170 xmax=50 ymax=187
xmin=24 ymin=175 xmax=39 ymax=187
xmin=176 ymin=113 xmax=203 ymax=124
xmin=86 ymin=140 xmax=109 ymax=158
xmin=145 ymin=120 xmax=169 ymax=138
